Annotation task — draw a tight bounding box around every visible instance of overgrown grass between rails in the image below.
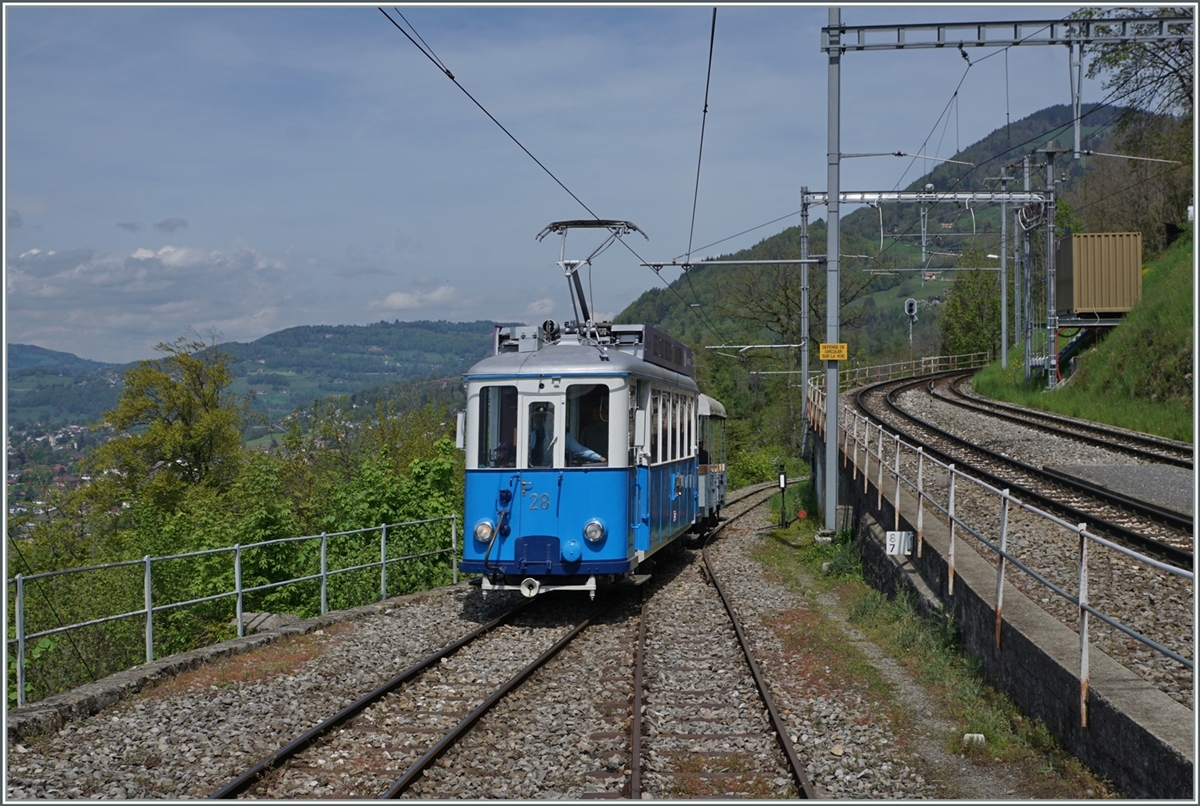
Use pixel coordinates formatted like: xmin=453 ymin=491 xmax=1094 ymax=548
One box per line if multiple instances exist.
xmin=752 ymin=482 xmax=1115 ymax=797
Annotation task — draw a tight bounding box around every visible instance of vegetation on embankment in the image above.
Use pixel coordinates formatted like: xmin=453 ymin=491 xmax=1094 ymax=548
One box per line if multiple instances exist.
xmin=8 ymin=337 xmax=463 ymax=706
xmin=973 ymin=234 xmax=1193 ymax=443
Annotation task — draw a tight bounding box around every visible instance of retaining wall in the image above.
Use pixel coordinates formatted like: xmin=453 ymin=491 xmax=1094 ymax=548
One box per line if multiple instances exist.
xmin=812 ymin=434 xmax=1194 ymax=799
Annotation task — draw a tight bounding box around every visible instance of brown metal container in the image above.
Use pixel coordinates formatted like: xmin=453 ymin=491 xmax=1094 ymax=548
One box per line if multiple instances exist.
xmin=1055 ymin=232 xmax=1142 ymax=314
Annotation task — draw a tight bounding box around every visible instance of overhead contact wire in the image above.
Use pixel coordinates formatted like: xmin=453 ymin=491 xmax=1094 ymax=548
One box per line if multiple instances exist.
xmin=685 ymin=8 xmax=718 ymax=265
xmin=379 ymin=8 xmax=729 ymax=346
xmin=868 ymin=79 xmax=1141 ymax=266
xmin=379 ymin=8 xmax=600 ymax=221
xmin=678 ymin=8 xmax=728 ymax=341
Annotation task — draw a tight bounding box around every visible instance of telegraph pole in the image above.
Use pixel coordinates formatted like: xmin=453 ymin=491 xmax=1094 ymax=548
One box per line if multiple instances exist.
xmin=1013 ymin=205 xmax=1022 ymax=357
xmin=1023 ymin=155 xmax=1034 ymax=382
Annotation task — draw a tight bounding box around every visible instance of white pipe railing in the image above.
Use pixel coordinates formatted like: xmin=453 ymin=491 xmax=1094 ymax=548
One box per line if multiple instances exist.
xmin=7 ymin=515 xmax=458 ymax=707
xmin=808 ymin=352 xmax=990 ymax=391
xmin=807 ymin=383 xmax=1193 ymax=727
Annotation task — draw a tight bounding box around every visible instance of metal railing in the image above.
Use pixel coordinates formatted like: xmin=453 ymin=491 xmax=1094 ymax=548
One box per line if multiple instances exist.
xmin=807 ymin=383 xmax=1192 ymax=727
xmin=7 ymin=516 xmax=458 ymax=707
xmin=808 ymin=352 xmax=990 ymax=392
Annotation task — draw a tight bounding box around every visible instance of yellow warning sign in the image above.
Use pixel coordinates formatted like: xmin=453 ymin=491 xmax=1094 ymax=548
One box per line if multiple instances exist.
xmin=819 ymin=342 xmax=848 ymax=361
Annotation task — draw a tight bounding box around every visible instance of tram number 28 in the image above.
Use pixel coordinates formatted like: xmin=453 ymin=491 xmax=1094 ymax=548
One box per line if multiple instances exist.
xmin=528 ymin=493 xmax=551 ymax=510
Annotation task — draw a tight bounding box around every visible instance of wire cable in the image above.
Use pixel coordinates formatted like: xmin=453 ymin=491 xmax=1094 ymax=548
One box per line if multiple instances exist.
xmin=379 ymin=8 xmax=600 ymax=221
xmin=379 ymin=7 xmax=731 ymax=345
xmin=685 ymin=8 xmax=718 ymax=265
xmin=867 ymin=80 xmax=1142 ymax=265
xmin=6 ymin=531 xmax=100 ymax=687
xmin=672 ymin=210 xmax=801 ymax=263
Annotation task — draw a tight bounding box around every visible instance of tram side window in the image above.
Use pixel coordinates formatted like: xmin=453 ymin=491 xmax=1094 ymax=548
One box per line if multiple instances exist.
xmin=628 ymin=381 xmax=638 ymax=466
xmin=478 ymin=386 xmax=517 ymax=468
xmin=650 ymin=391 xmax=660 ymax=463
xmin=670 ymin=392 xmax=678 ymax=461
xmin=686 ymin=396 xmax=693 ymax=456
xmin=528 ymin=401 xmax=556 ymax=468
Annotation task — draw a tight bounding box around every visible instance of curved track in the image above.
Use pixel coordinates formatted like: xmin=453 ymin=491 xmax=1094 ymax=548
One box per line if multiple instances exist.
xmin=937 ymin=373 xmax=1193 ymax=469
xmin=853 ymin=374 xmax=1192 ymax=569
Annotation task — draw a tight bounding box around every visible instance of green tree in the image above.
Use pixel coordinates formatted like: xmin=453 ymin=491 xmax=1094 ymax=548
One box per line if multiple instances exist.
xmin=939 ymin=250 xmax=1001 ymax=358
xmin=83 ymin=335 xmax=244 ymax=521
xmin=1075 ymin=7 xmax=1193 ymax=118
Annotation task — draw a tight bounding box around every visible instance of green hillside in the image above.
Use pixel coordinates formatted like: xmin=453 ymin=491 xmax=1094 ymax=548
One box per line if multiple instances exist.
xmin=7 ymin=344 xmax=119 ymax=373
xmin=618 ymin=104 xmax=1131 ymax=355
xmin=973 ymin=234 xmax=1194 ymax=442
xmin=613 ymin=102 xmax=1191 ymax=458
xmin=219 ymin=319 xmax=504 ymax=424
xmin=6 ymin=347 xmax=128 ymax=427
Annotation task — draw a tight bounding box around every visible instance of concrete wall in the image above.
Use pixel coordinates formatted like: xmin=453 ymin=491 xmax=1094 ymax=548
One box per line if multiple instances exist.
xmin=811 ymin=434 xmax=1194 ymax=799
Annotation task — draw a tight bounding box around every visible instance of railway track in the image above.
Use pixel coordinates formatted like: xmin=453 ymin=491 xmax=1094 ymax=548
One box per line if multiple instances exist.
xmin=209 ymin=598 xmax=593 ymax=798
xmin=853 ymin=374 xmax=1193 ymax=569
xmin=936 ymin=373 xmax=1193 ymax=470
xmin=634 ymin=487 xmax=816 ymax=799
xmin=210 ymin=483 xmax=815 ymax=800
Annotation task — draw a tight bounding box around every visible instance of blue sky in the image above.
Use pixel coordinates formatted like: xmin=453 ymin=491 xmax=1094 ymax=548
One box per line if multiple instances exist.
xmin=5 ymin=4 xmax=1109 ymax=363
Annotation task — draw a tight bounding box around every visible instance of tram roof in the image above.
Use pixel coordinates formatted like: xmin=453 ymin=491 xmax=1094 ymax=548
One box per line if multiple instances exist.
xmin=698 ymin=394 xmax=726 ymax=418
xmin=464 ymin=340 xmax=697 ymax=387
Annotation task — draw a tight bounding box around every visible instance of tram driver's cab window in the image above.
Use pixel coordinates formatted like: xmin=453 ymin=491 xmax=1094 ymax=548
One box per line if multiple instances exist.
xmin=477 ymin=386 xmax=517 ymax=468
xmin=528 ymin=402 xmax=556 ymax=468
xmin=566 ymin=384 xmax=609 ymax=466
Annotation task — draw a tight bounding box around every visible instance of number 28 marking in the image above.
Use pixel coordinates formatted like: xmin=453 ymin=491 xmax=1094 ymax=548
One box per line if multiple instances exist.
xmin=529 ymin=493 xmax=550 ymax=510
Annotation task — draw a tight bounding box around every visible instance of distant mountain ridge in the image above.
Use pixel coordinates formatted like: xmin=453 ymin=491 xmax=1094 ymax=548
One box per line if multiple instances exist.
xmin=7 ymin=319 xmax=516 ymax=428
xmin=8 ymin=343 xmax=120 ymax=373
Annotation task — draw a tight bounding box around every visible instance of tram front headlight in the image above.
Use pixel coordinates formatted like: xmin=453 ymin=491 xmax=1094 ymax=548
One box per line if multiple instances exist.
xmin=583 ymin=519 xmax=606 ymax=543
xmin=474 ymin=520 xmax=496 ymax=542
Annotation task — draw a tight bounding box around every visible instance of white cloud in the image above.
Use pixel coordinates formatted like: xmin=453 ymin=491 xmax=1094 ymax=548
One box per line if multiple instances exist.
xmin=525 ymin=297 xmax=556 ymax=316
xmin=369 ymin=284 xmax=459 ymax=311
xmin=6 ymin=242 xmax=302 ymax=361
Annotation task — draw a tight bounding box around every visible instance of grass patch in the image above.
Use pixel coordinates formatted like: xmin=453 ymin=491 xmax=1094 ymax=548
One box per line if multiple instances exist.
xmin=974 ymin=235 xmax=1193 ymax=442
xmin=139 ymin=622 xmax=354 ymax=699
xmin=666 ymin=750 xmax=782 ymax=798
xmin=752 ymin=483 xmax=1117 ymax=797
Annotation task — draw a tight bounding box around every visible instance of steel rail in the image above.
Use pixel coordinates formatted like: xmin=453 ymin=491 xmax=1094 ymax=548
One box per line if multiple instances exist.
xmin=1038 ymin=466 xmax=1193 ymax=532
xmin=381 ymin=605 xmax=608 ymax=798
xmin=856 ymin=377 xmax=1192 ymax=568
xmin=914 ymin=377 xmax=1193 ymax=534
xmin=629 ymin=585 xmax=646 ymax=798
xmin=695 ymin=486 xmax=818 ymax=799
xmin=207 ymin=600 xmax=531 ymax=799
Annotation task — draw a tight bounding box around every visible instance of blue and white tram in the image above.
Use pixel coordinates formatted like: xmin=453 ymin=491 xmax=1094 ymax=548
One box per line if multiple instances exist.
xmin=459 ymin=321 xmax=727 ymax=597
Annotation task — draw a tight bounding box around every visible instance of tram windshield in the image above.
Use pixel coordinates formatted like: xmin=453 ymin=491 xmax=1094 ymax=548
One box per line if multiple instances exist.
xmin=566 ymin=384 xmax=609 ymax=466
xmin=477 ymin=385 xmax=517 ymax=468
